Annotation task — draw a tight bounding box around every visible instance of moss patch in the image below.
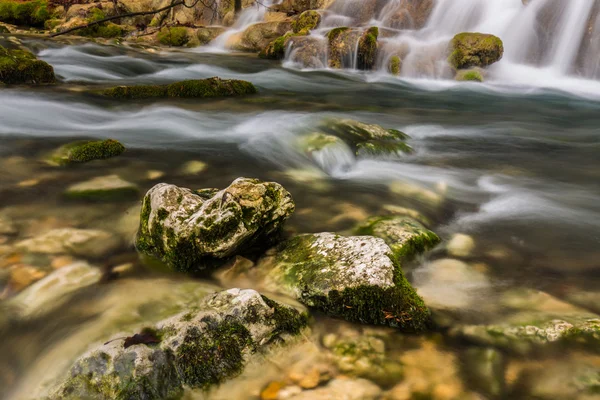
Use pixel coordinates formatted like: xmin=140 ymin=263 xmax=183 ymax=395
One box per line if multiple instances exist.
xmin=357 ymin=27 xmax=378 ymax=70
xmin=448 ymin=32 xmax=504 ymax=69
xmin=157 ymin=26 xmax=190 ymax=47
xmin=291 ymin=10 xmax=320 ymax=34
xmin=103 ymin=77 xmax=257 ymax=99
xmin=77 ymin=8 xmax=127 ymax=38
xmin=0 ymin=0 xmax=49 ymax=27
xmin=50 ymin=139 xmax=125 ymax=166
xmin=455 ymin=69 xmax=483 ymax=82
xmin=0 ymin=45 xmax=55 ymax=84
xmin=389 ymin=55 xmax=401 ymax=75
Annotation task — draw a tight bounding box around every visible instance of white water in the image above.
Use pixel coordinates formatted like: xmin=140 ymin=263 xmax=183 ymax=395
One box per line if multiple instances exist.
xmin=280 ymin=0 xmax=600 ymax=94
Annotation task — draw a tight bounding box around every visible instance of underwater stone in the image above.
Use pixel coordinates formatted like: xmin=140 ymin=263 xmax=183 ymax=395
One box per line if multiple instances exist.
xmin=448 ymin=32 xmax=504 ymax=69
xmin=0 ymin=45 xmax=55 ymax=84
xmin=64 ymin=175 xmax=139 ymax=201
xmin=16 ymin=228 xmax=120 ymax=258
xmin=48 ymin=139 xmax=125 ymax=166
xmin=257 ymin=232 xmax=431 ymax=331
xmin=50 ymin=288 xmax=308 ymax=400
xmin=354 ymin=216 xmax=440 ymax=261
xmin=135 ymin=178 xmax=295 ymax=272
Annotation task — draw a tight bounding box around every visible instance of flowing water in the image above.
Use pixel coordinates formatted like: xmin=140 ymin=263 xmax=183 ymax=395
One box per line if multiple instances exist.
xmin=1 ymin=0 xmax=600 ymax=398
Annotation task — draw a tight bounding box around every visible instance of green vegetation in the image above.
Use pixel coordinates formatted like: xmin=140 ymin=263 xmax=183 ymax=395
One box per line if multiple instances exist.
xmin=448 ymin=32 xmax=504 ymax=69
xmin=357 ymin=27 xmax=378 ymax=70
xmin=103 ymin=77 xmax=257 ymax=99
xmin=389 ymin=55 xmax=401 ymax=75
xmin=50 ymin=139 xmax=125 ymax=166
xmin=157 ymin=27 xmax=190 ymax=47
xmin=0 ymin=45 xmax=55 ymax=84
xmin=291 ymin=10 xmax=321 ymax=34
xmin=456 ymin=69 xmax=484 ymax=82
xmin=78 ymin=8 xmax=127 ymax=38
xmin=0 ymin=0 xmax=49 ymax=27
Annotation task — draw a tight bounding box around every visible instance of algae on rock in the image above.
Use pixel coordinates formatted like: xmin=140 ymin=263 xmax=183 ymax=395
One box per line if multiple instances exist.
xmin=48 ymin=139 xmax=125 ymax=166
xmin=0 ymin=45 xmax=55 ymax=84
xmin=448 ymin=32 xmax=504 ymax=69
xmin=135 ymin=178 xmax=295 ymax=272
xmin=257 ymin=232 xmax=431 ymax=331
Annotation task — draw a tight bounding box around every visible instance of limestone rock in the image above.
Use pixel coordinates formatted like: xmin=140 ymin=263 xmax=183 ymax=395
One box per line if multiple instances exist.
xmin=64 ymin=175 xmax=139 ymax=201
xmin=50 ymin=288 xmax=308 ymax=400
xmin=257 ymin=232 xmax=431 ymax=331
xmin=446 ymin=233 xmax=475 ymax=257
xmin=135 ymin=178 xmax=295 ymax=272
xmin=230 ymin=21 xmax=293 ymax=52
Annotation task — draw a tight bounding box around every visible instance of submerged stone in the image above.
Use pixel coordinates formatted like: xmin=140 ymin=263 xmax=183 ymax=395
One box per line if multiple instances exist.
xmin=64 ymin=175 xmax=139 ymax=201
xmin=257 ymin=233 xmax=431 ymax=331
xmin=0 ymin=45 xmax=55 ymax=84
xmin=48 ymin=139 xmax=125 ymax=166
xmin=448 ymin=32 xmax=504 ymax=69
xmin=15 ymin=228 xmax=120 ymax=259
xmin=50 ymin=288 xmax=308 ymax=400
xmin=135 ymin=178 xmax=295 ymax=272
xmin=102 ymin=77 xmax=257 ymax=99
xmin=354 ymin=216 xmax=440 ymax=261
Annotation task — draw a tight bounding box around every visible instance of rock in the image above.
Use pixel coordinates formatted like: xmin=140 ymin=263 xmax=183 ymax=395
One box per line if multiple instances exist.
xmin=146 ymin=170 xmax=164 ymax=180
xmin=9 ymin=261 xmax=102 ymax=317
xmin=455 ymin=68 xmax=484 ymax=82
xmin=156 ymin=26 xmax=190 ymax=46
xmin=296 ymin=132 xmax=354 ymax=173
xmin=450 ymin=288 xmax=600 ymax=354
xmin=196 ymin=26 xmax=226 ymax=45
xmin=448 ymin=32 xmax=504 ymax=69
xmin=285 ymin=35 xmax=328 ymax=68
xmin=0 ymin=0 xmax=50 ymax=27
xmin=291 ymin=10 xmax=320 ymax=34
xmin=0 ymin=214 xmax=16 ymax=235
xmin=230 ymin=21 xmax=293 ymax=52
xmin=288 ymin=378 xmax=382 ymax=400
xmin=75 ymin=7 xmax=128 ymax=38
xmin=327 ymin=27 xmax=360 ymax=69
xmin=257 ymin=233 xmax=431 ymax=331
xmin=48 ymin=139 xmax=125 ymax=166
xmin=446 ymin=233 xmax=475 ymax=257
xmin=389 ymin=180 xmax=445 ymax=210
xmin=64 ymin=175 xmax=139 ymax=201
xmin=16 ymin=228 xmax=120 ymax=259
xmin=178 ymin=160 xmax=207 ymax=175
xmin=0 ymin=25 xmax=9 ymax=33
xmin=7 ymin=265 xmax=46 ymax=292
xmin=463 ymin=347 xmax=505 ymax=398
xmin=380 ymin=0 xmax=434 ymax=30
xmin=50 ymin=288 xmax=308 ymax=399
xmin=0 ymin=45 xmax=55 ymax=84
xmin=354 ymin=216 xmax=440 ymax=261
xmin=389 ymin=55 xmax=401 ymax=75
xmin=380 ymin=205 xmax=431 ymax=226
xmin=135 ymin=178 xmax=295 ymax=272
xmin=103 ymin=77 xmax=257 ymax=99
xmin=271 ymin=0 xmax=329 ymax=15
xmin=320 ymin=118 xmax=412 ymax=157
xmin=357 ymin=27 xmax=378 ymax=70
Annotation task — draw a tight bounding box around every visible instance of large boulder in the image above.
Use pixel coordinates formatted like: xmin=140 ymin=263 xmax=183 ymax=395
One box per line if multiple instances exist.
xmin=448 ymin=32 xmax=504 ymax=69
xmin=135 ymin=178 xmax=295 ymax=272
xmin=380 ymin=0 xmax=434 ymax=30
xmin=354 ymin=216 xmax=440 ymax=261
xmin=256 ymin=233 xmax=431 ymax=331
xmin=327 ymin=27 xmax=360 ymax=69
xmin=229 ymin=21 xmax=292 ymax=52
xmin=50 ymin=288 xmax=308 ymax=399
xmin=284 ymin=35 xmax=328 ymax=67
xmin=0 ymin=45 xmax=55 ymax=84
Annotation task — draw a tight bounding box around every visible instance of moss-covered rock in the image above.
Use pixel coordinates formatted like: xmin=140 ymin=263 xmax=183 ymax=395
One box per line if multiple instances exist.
xmin=284 ymin=35 xmax=328 ymax=68
xmin=196 ymin=26 xmax=226 ymax=45
xmin=77 ymin=7 xmax=127 ymax=38
xmin=292 ymin=10 xmax=320 ymax=34
xmin=157 ymin=26 xmax=190 ymax=46
xmin=455 ymin=68 xmax=484 ymax=82
xmin=319 ymin=118 xmax=412 ymax=157
xmin=0 ymin=45 xmax=55 ymax=84
xmin=448 ymin=32 xmax=504 ymax=69
xmin=230 ymin=21 xmax=292 ymax=52
xmin=48 ymin=139 xmax=125 ymax=166
xmin=327 ymin=26 xmax=355 ymax=69
xmin=388 ymin=55 xmax=401 ymax=75
xmin=50 ymin=288 xmax=309 ymax=400
xmin=0 ymin=0 xmax=49 ymax=27
xmin=354 ymin=216 xmax=440 ymax=261
xmin=103 ymin=77 xmax=256 ymax=99
xmin=0 ymin=24 xmax=9 ymax=33
xmin=357 ymin=27 xmax=378 ymax=70
xmin=257 ymin=233 xmax=431 ymax=331
xmin=64 ymin=175 xmax=139 ymax=201
xmin=135 ymin=178 xmax=295 ymax=272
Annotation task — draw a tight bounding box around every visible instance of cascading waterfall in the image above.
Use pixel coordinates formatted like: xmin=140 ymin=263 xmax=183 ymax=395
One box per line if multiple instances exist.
xmin=282 ymin=0 xmax=600 ymax=89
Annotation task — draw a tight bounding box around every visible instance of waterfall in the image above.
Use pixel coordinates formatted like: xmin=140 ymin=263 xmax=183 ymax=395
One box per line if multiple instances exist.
xmin=281 ymin=0 xmax=600 ymax=87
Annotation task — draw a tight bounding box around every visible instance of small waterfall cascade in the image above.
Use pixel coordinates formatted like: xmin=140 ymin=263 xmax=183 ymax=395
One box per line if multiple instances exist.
xmin=280 ymin=0 xmax=600 ymax=85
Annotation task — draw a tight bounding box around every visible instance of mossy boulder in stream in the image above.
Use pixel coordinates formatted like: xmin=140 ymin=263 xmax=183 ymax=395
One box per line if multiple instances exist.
xmin=357 ymin=27 xmax=378 ymax=70
xmin=320 ymin=118 xmax=413 ymax=157
xmin=448 ymin=32 xmax=504 ymax=69
xmin=135 ymin=178 xmax=295 ymax=272
xmin=103 ymin=77 xmax=257 ymax=99
xmin=48 ymin=139 xmax=125 ymax=166
xmin=50 ymin=288 xmax=309 ymax=400
xmin=292 ymin=10 xmax=321 ymax=34
xmin=355 ymin=216 xmax=440 ymax=261
xmin=157 ymin=26 xmax=190 ymax=46
xmin=256 ymin=233 xmax=431 ymax=331
xmin=0 ymin=45 xmax=55 ymax=84
xmin=77 ymin=8 xmax=127 ymax=38
xmin=0 ymin=0 xmax=50 ymax=27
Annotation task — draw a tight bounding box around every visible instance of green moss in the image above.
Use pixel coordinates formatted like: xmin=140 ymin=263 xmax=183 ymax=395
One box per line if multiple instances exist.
xmin=0 ymin=0 xmax=49 ymax=27
xmin=259 ymin=32 xmax=300 ymax=60
xmin=75 ymin=7 xmax=127 ymax=38
xmin=327 ymin=26 xmax=349 ymax=41
xmin=456 ymin=69 xmax=483 ymax=82
xmin=0 ymin=45 xmax=55 ymax=84
xmin=157 ymin=27 xmax=190 ymax=47
xmin=0 ymin=24 xmax=9 ymax=33
xmin=261 ymin=295 xmax=309 ymax=336
xmin=175 ymin=317 xmax=255 ymax=389
xmin=292 ymin=10 xmax=321 ymax=34
xmin=448 ymin=32 xmax=504 ymax=69
xmin=51 ymin=139 xmax=125 ymax=166
xmin=356 ymin=140 xmax=413 ymax=156
xmin=357 ymin=27 xmax=378 ymax=70
xmin=103 ymin=78 xmax=256 ymax=100
xmin=389 ymin=55 xmax=401 ymax=75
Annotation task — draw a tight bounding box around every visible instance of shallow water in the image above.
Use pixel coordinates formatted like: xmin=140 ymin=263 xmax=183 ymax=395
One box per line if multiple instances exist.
xmin=1 ymin=39 xmax=600 ymax=399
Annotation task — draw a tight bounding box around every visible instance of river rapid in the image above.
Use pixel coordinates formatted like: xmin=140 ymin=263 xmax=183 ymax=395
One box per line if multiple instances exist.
xmin=0 ymin=37 xmax=600 ymax=399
